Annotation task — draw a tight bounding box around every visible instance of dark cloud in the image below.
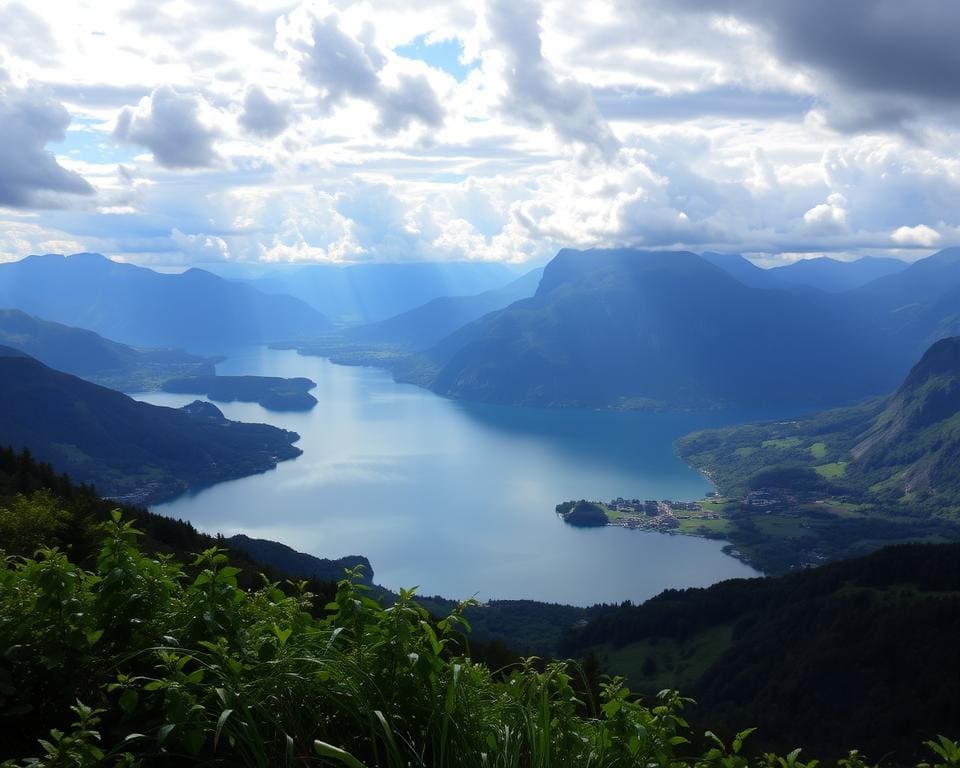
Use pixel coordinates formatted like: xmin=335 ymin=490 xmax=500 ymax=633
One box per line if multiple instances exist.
xmin=630 ymin=0 xmax=960 ymax=131
xmin=238 ymin=85 xmax=290 ymax=138
xmin=377 ymin=74 xmax=444 ymax=132
xmin=114 ymin=86 xmax=220 ymax=168
xmin=296 ymin=14 xmax=381 ymax=110
xmin=0 ymin=77 xmax=95 ymax=207
xmin=290 ymin=11 xmax=444 ymax=133
xmin=487 ymin=0 xmax=618 ymax=157
xmin=0 ymin=2 xmax=58 ymax=65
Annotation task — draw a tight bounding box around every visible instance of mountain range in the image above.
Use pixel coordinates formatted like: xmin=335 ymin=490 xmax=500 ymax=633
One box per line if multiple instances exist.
xmin=401 ymin=247 xmax=960 ymax=411
xmin=0 ymin=308 xmax=215 ymax=391
xmin=244 ymin=260 xmax=520 ymax=324
xmin=419 ymin=248 xmax=899 ymax=410
xmin=0 ymin=253 xmax=331 ymax=352
xmin=702 ymin=252 xmax=908 ymax=292
xmin=0 ymin=346 xmax=301 ymax=504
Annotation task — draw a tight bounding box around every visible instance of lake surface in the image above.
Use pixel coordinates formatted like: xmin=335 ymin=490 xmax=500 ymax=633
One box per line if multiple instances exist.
xmin=141 ymin=347 xmax=764 ymax=606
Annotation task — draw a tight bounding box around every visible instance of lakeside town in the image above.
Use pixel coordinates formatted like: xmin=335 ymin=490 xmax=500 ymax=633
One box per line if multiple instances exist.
xmin=556 ymin=496 xmax=722 ymax=532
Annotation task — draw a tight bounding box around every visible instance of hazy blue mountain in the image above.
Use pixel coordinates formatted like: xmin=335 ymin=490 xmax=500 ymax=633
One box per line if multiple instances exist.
xmin=344 ymin=267 xmax=543 ymax=350
xmin=700 ymin=252 xmax=783 ymax=289
xmin=246 ymin=261 xmax=520 ymax=323
xmin=423 ymin=248 xmax=897 ymax=410
xmin=0 ymin=253 xmax=331 ymax=352
xmin=702 ymin=252 xmax=908 ymax=292
xmin=769 ymin=255 xmax=908 ymax=292
xmin=0 ymin=308 xmax=215 ymax=391
xmin=847 ymin=247 xmax=960 ymax=356
xmin=0 ymin=346 xmax=301 ymax=504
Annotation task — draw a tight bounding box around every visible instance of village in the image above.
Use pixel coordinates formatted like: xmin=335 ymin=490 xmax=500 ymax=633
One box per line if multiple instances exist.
xmin=604 ymin=496 xmax=719 ymax=531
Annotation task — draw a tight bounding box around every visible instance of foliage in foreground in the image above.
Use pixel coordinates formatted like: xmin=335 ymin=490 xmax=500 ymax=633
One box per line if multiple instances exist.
xmin=1 ymin=512 xmax=958 ymax=768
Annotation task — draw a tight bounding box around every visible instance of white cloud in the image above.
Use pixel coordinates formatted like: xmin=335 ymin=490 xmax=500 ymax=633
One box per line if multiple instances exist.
xmin=2 ymin=0 xmax=960 ymax=266
xmin=891 ymin=224 xmax=941 ymax=247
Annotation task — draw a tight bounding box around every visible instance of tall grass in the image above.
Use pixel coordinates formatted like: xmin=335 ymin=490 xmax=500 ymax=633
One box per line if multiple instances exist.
xmin=1 ymin=510 xmax=958 ymax=768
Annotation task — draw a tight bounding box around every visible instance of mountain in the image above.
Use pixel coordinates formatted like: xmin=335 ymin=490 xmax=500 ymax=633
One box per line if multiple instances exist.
xmin=0 ymin=347 xmax=301 ymax=504
xmin=700 ymin=251 xmax=782 ymax=289
xmin=769 ymin=255 xmax=907 ymax=292
xmin=421 ymin=248 xmax=897 ymax=410
xmin=225 ymin=534 xmax=372 ymax=582
xmin=344 ymin=267 xmax=543 ymax=350
xmin=672 ymin=337 xmax=960 ymax=572
xmin=563 ymin=541 xmax=960 ymax=761
xmin=0 ymin=308 xmax=215 ymax=391
xmin=702 ymin=252 xmax=909 ymax=292
xmin=848 ymin=247 xmax=960 ymax=356
xmin=0 ymin=253 xmax=331 ymax=352
xmin=245 ymin=261 xmax=520 ymax=324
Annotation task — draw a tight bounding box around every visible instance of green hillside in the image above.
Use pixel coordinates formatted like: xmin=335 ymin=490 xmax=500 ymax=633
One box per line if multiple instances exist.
xmin=673 ymin=338 xmax=960 ymax=572
xmin=563 ymin=541 xmax=960 ymax=762
xmin=0 ymin=348 xmax=301 ymax=504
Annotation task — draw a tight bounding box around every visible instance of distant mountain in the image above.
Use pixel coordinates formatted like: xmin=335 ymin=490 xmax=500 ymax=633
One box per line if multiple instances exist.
xmin=245 ymin=261 xmax=520 ymax=324
xmin=848 ymin=247 xmax=960 ymax=356
xmin=0 ymin=253 xmax=331 ymax=352
xmin=700 ymin=252 xmax=781 ymax=290
xmin=769 ymin=255 xmax=908 ymax=292
xmin=0 ymin=308 xmax=215 ymax=391
xmin=703 ymin=252 xmax=908 ymax=292
xmin=344 ymin=267 xmax=543 ymax=350
xmin=422 ymin=248 xmax=897 ymax=410
xmin=0 ymin=347 xmax=301 ymax=504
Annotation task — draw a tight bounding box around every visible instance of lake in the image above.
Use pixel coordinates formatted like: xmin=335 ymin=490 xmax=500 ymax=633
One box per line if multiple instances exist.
xmin=140 ymin=347 xmax=763 ymax=606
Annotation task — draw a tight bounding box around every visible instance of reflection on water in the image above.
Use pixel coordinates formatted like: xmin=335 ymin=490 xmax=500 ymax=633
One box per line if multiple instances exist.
xmin=142 ymin=347 xmax=766 ymax=606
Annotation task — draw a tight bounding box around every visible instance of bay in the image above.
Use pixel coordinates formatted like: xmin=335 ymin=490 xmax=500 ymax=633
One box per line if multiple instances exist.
xmin=141 ymin=347 xmax=764 ymax=606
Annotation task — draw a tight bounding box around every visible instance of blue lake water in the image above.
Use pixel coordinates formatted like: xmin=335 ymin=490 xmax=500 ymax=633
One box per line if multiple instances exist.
xmin=140 ymin=347 xmax=765 ymax=606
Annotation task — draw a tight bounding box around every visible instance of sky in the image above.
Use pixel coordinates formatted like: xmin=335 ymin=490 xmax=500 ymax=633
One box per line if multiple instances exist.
xmin=0 ymin=0 xmax=958 ymax=267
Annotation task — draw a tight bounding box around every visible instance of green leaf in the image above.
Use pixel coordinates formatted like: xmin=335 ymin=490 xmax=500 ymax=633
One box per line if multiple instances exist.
xmin=118 ymin=689 xmax=138 ymax=715
xmin=314 ymin=740 xmax=369 ymax=768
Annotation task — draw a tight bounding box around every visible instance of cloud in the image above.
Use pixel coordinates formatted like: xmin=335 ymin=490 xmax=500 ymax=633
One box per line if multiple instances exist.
xmin=238 ymin=85 xmax=290 ymax=138
xmin=803 ymin=193 xmax=848 ymax=235
xmin=171 ymin=227 xmax=232 ymax=260
xmin=278 ymin=7 xmax=444 ymax=133
xmin=485 ymin=0 xmax=618 ymax=157
xmin=114 ymin=86 xmax=221 ymax=168
xmin=0 ymin=77 xmax=95 ymax=207
xmin=649 ymin=0 xmax=960 ymax=133
xmin=891 ymin=224 xmax=941 ymax=247
xmin=0 ymin=2 xmax=58 ymax=65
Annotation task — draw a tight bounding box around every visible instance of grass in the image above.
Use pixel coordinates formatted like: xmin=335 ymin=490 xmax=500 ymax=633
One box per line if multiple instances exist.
xmin=675 ymin=516 xmax=732 ymax=536
xmin=814 ymin=461 xmax=848 ymax=479
xmin=761 ymin=437 xmax=802 ymax=449
xmin=597 ymin=624 xmax=735 ymax=695
xmin=808 ymin=442 xmax=827 ymax=460
xmin=753 ymin=514 xmax=815 ymax=538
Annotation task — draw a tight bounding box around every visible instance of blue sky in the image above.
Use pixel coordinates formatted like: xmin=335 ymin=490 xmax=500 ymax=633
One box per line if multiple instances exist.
xmin=0 ymin=0 xmax=958 ymax=267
